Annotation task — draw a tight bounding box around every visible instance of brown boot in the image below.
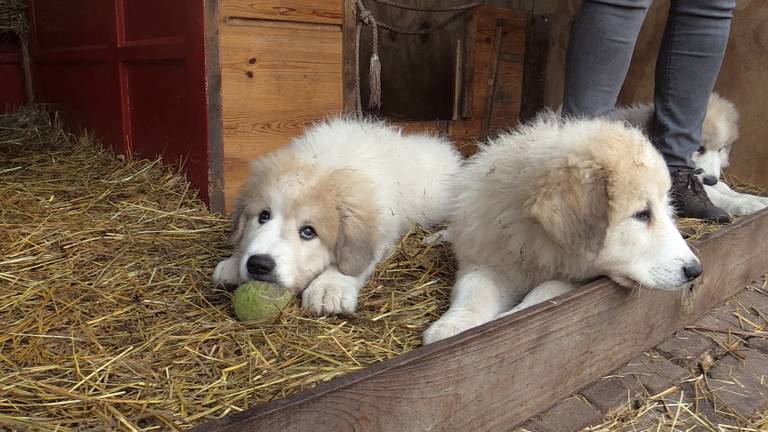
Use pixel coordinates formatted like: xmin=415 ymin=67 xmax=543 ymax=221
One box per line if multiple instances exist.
xmin=670 ymin=168 xmax=731 ymax=223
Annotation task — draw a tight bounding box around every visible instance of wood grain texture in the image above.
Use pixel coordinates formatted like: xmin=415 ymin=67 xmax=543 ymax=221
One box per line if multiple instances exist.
xmin=465 ymin=6 xmax=526 ymax=124
xmin=519 ymin=15 xmax=550 ymax=122
xmin=341 ymin=0 xmax=356 ymax=112
xmin=205 ymin=0 xmax=225 ymax=213
xmin=221 ymin=0 xmax=342 ymax=25
xmin=356 ymin=0 xmax=463 ymax=120
xmin=220 ymin=20 xmax=342 ymax=210
xmin=191 ymin=205 xmax=768 ymax=431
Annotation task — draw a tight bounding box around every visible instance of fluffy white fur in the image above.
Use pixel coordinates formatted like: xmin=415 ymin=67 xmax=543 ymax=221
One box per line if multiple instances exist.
xmin=214 ymin=118 xmax=462 ymax=315
xmin=424 ymin=114 xmax=701 ymax=344
xmin=613 ymin=93 xmax=768 ymax=215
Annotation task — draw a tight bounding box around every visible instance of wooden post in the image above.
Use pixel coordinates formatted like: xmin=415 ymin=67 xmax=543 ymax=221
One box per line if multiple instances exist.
xmin=19 ymin=34 xmax=34 ymax=103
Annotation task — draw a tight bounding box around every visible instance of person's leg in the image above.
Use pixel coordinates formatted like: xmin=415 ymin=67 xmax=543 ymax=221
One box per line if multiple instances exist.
xmin=562 ymin=0 xmax=652 ymax=117
xmin=652 ymin=0 xmax=736 ymax=222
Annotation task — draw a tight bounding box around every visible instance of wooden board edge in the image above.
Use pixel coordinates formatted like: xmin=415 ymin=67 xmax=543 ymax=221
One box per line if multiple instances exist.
xmin=205 ymin=0 xmax=225 ymax=213
xmin=519 ymin=14 xmax=550 ymax=123
xmin=341 ymin=0 xmax=356 ymax=113
xmin=192 ymin=208 xmax=768 ymax=431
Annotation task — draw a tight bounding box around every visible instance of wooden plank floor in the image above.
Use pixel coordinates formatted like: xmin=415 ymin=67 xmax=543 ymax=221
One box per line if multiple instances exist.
xmin=193 ymin=209 xmax=768 ymax=432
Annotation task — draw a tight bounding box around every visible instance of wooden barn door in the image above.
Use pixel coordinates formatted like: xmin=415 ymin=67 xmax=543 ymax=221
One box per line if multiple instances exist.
xmin=27 ymin=0 xmax=213 ymax=203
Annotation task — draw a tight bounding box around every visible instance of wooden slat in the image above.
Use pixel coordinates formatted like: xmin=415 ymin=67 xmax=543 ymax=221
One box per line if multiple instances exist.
xmin=519 ymin=15 xmax=550 ymax=123
xmin=192 ymin=207 xmax=768 ymax=431
xmin=221 ymin=0 xmax=342 ymax=25
xmin=220 ymin=21 xmax=342 ymax=210
xmin=205 ymin=0 xmax=225 ymax=213
xmin=341 ymin=0 xmax=356 ymax=112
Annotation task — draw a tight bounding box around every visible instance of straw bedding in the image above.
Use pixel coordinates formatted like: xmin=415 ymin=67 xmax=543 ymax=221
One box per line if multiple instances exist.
xmin=0 ymin=0 xmax=26 ymax=36
xmin=0 ymin=107 xmax=760 ymax=431
xmin=0 ymin=108 xmax=453 ymax=430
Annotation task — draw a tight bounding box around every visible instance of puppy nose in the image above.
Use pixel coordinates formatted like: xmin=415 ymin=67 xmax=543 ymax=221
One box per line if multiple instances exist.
xmin=683 ymin=260 xmax=703 ymax=282
xmin=246 ymin=254 xmax=276 ymax=276
xmin=702 ymin=175 xmax=718 ymax=186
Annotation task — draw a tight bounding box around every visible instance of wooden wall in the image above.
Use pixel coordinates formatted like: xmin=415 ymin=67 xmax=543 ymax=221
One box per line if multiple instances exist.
xmin=219 ymin=1 xmax=343 ymax=211
xmin=367 ymin=5 xmax=529 ymax=155
xmin=535 ymin=0 xmax=768 ymax=187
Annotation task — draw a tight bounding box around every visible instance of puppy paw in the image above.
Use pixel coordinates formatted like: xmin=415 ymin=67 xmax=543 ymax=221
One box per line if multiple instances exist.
xmin=213 ymin=257 xmax=241 ymax=289
xmin=302 ymin=275 xmax=359 ymax=315
xmin=730 ymin=199 xmax=767 ymax=216
xmin=423 ymin=310 xmax=484 ymax=344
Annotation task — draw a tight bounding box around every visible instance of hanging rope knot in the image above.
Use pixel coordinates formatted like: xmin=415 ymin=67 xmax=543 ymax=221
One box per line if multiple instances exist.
xmin=359 ymin=9 xmax=374 ymax=24
xmin=352 ymin=0 xmax=484 ymax=117
xmin=354 ymin=0 xmax=382 ymax=113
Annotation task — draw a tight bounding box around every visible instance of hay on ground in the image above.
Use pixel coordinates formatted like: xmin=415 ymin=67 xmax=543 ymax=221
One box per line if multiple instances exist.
xmin=0 ymin=106 xmax=763 ymax=431
xmin=0 ymin=107 xmax=453 ymax=430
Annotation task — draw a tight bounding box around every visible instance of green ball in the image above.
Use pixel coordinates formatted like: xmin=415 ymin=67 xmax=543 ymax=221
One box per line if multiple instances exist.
xmin=232 ymin=281 xmax=293 ymax=322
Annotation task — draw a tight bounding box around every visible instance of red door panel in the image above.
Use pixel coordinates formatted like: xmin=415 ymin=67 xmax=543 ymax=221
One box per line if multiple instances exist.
xmin=29 ymin=0 xmax=210 ymax=202
xmin=35 ymin=63 xmax=122 ymax=148
xmin=123 ymin=0 xmax=188 ymax=42
xmin=0 ymin=40 xmax=26 ymax=111
xmin=34 ymin=0 xmax=113 ymax=51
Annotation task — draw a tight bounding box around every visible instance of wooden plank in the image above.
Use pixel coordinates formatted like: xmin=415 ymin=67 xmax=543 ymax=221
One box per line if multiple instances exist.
xmin=205 ymin=0 xmax=225 ymax=213
xmin=461 ymin=6 xmax=527 ymax=138
xmin=221 ymin=0 xmax=342 ymax=25
xmin=356 ymin=0 xmax=463 ymax=120
xmin=487 ymin=17 xmax=526 ymax=132
xmin=191 ymin=209 xmax=768 ymax=431
xmin=341 ymin=0 xmax=356 ymax=112
xmin=519 ymin=15 xmax=550 ymax=122
xmin=460 ymin=12 xmax=476 ymax=119
xmin=480 ymin=20 xmax=504 ymax=140
xmin=220 ymin=20 xmax=342 ymax=210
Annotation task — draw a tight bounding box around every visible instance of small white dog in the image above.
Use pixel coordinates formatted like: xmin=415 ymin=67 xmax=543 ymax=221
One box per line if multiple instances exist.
xmin=214 ymin=118 xmax=462 ymax=315
xmin=613 ymin=93 xmax=768 ymax=216
xmin=424 ymin=114 xmax=701 ymax=344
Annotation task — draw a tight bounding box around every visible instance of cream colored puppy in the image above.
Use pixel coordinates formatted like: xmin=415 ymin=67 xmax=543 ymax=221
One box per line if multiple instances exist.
xmin=214 ymin=118 xmax=462 ymax=316
xmin=614 ymin=93 xmax=768 ymax=216
xmin=424 ymin=114 xmax=701 ymax=344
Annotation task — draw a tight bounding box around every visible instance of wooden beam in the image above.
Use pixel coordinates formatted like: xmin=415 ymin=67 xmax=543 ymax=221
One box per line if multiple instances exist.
xmin=205 ymin=0 xmax=225 ymax=213
xmin=221 ymin=0 xmax=343 ymax=25
xmin=341 ymin=0 xmax=356 ymax=113
xmin=192 ymin=209 xmax=768 ymax=431
xmin=519 ymin=15 xmax=550 ymax=123
xmin=480 ymin=19 xmax=504 ymax=140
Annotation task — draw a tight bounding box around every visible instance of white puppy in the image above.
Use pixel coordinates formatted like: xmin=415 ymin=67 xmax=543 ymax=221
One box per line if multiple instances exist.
xmin=214 ymin=118 xmax=462 ymax=315
xmin=424 ymin=114 xmax=701 ymax=344
xmin=613 ymin=93 xmax=768 ymax=216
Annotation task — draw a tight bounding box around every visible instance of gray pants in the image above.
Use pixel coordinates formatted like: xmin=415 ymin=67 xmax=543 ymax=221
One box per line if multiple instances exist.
xmin=562 ymin=0 xmax=736 ymax=170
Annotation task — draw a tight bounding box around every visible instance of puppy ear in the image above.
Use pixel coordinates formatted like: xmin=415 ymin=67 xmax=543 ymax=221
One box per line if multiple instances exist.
xmin=333 ymin=172 xmax=378 ymax=276
xmin=530 ymin=161 xmax=609 ymax=253
xmin=230 ymin=201 xmax=247 ymax=245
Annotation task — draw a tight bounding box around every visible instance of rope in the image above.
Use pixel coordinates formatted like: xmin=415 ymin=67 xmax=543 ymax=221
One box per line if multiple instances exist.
xmin=372 ymin=0 xmax=484 ymax=13
xmin=353 ymin=0 xmax=483 ymax=116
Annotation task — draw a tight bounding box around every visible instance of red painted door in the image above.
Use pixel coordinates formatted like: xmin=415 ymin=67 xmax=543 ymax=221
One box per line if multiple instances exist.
xmin=0 ymin=39 xmax=26 ymax=111
xmin=28 ymin=0 xmax=211 ymax=202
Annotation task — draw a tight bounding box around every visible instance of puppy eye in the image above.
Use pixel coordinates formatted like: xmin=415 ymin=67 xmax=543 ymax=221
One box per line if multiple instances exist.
xmin=633 ymin=208 xmax=652 ymax=222
xmin=299 ymin=225 xmax=316 ymax=240
xmin=258 ymin=210 xmax=271 ymax=224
